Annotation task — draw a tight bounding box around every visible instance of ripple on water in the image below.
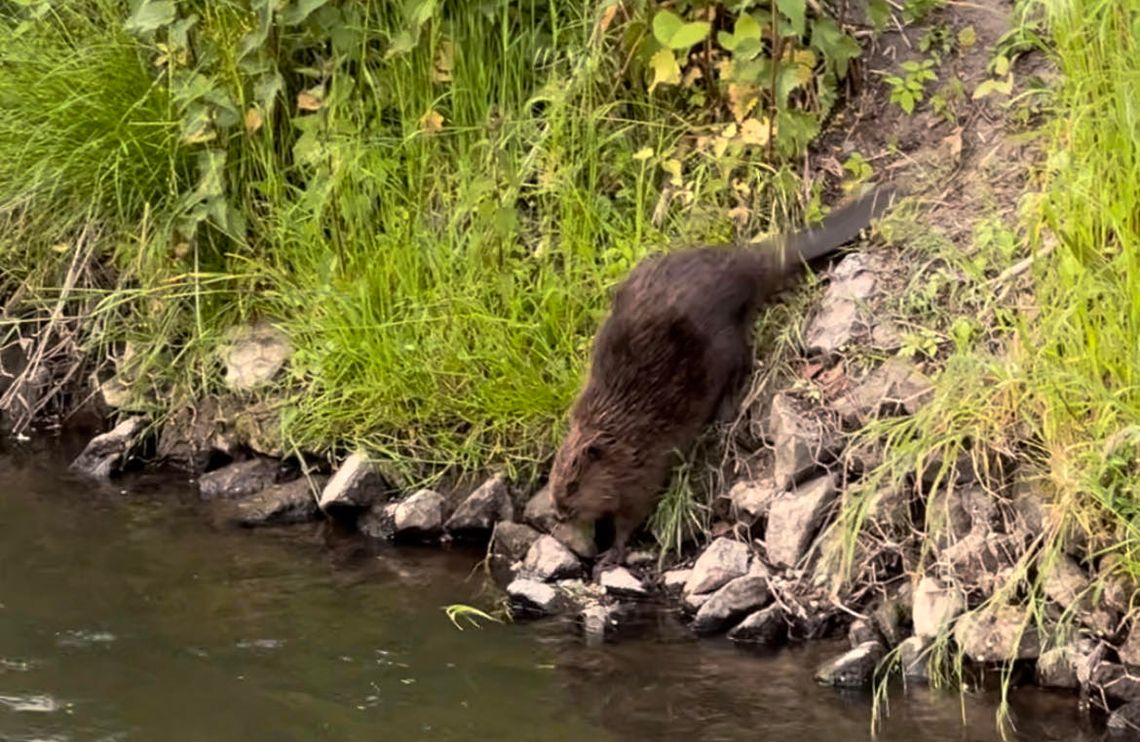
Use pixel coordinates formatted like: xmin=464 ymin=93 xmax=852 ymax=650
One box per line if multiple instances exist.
xmin=0 ymin=693 xmax=68 ymax=713
xmin=54 ymin=630 xmax=116 ymax=648
xmin=0 ymin=659 xmax=36 ymax=673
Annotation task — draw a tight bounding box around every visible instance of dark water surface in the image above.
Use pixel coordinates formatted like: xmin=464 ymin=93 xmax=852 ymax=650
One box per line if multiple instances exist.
xmin=0 ymin=440 xmax=1107 ymax=741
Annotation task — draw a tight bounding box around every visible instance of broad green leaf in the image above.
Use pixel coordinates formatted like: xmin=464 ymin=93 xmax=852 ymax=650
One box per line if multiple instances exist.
xmin=735 ymin=13 xmax=763 ymax=42
xmin=406 ymin=0 xmax=438 ymax=26
xmin=972 ymin=74 xmax=1013 ymax=99
xmin=811 ymin=16 xmax=862 ymax=78
xmin=653 ymin=9 xmax=710 ymax=50
xmin=734 ymin=37 xmax=765 ymax=61
xmin=125 ymin=0 xmax=175 ymax=35
xmin=958 ymin=25 xmax=977 ymax=48
xmin=168 ymin=14 xmax=198 ymax=49
xmin=649 ymin=48 xmax=681 ymax=91
xmin=776 ymin=0 xmax=806 ymax=38
xmin=867 ymin=0 xmax=890 ymax=31
xmin=281 ymin=0 xmax=329 ymax=26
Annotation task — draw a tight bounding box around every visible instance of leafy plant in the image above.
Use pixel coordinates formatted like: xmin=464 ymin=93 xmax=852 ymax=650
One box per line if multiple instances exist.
xmin=883 ymin=59 xmax=939 ymax=114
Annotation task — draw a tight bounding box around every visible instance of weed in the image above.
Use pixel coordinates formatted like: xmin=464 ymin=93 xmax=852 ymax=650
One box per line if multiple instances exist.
xmin=883 ymin=59 xmax=939 ymax=115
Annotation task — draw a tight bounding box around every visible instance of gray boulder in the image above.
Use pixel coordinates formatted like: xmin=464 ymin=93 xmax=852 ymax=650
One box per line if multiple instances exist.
xmin=69 ymin=416 xmax=147 ymax=480
xmin=393 ymin=489 xmax=446 ymax=537
xmin=199 ymin=457 xmax=279 ymax=501
xmin=358 ymin=502 xmax=398 ymax=540
xmin=231 ymin=476 xmax=327 ymax=526
xmin=1108 ymin=701 xmax=1140 ymax=735
xmin=953 ymin=604 xmax=1039 ymax=663
xmin=725 ymin=479 xmax=781 ymax=525
xmin=1042 ymin=554 xmax=1116 ymax=636
xmin=814 ymin=641 xmax=885 ymax=687
xmin=848 ymin=619 xmax=880 ymax=647
xmin=600 ymin=567 xmax=648 ymax=598
xmin=523 ymin=485 xmax=558 ymax=530
xmin=221 ymin=320 xmax=291 ymax=391
xmin=770 ymin=395 xmax=828 ymax=489
xmin=522 ymin=535 xmax=581 ymax=581
xmin=727 ymin=604 xmax=786 ymax=646
xmin=1093 ymin=663 xmax=1140 ymax=703
xmin=912 ymin=576 xmax=965 ymax=640
xmin=803 ymin=253 xmax=878 ymax=357
xmin=898 ymin=636 xmax=930 ymax=679
xmin=507 ymin=579 xmax=563 ymax=616
xmin=684 ymin=538 xmax=751 ymax=596
xmin=663 ymin=568 xmax=693 ymax=593
xmin=445 ymin=474 xmax=514 ymax=535
xmin=832 ymin=358 xmax=932 ymax=425
xmin=490 ymin=521 xmax=542 ymax=564
xmin=319 ymin=451 xmax=391 ymax=515
xmin=691 ymin=575 xmax=771 ymax=635
xmin=765 ymin=475 xmax=838 ymax=568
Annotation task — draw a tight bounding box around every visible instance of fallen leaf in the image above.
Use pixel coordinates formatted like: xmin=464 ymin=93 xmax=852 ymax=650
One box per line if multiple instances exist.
xmin=727 ymin=206 xmax=750 ymax=222
xmin=739 ymin=117 xmax=771 ymax=145
xmin=420 ymin=109 xmax=444 ymax=133
xmin=297 ymin=90 xmax=323 ymax=112
xmin=244 ymin=107 xmax=263 ymax=132
xmin=598 ymin=3 xmax=619 ymax=33
xmin=942 ymin=127 xmax=963 ymax=160
xmin=633 ymin=147 xmax=654 ymax=161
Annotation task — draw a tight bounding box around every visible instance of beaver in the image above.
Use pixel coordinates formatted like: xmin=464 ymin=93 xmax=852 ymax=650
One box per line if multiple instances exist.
xmin=547 ymin=184 xmax=898 ymax=573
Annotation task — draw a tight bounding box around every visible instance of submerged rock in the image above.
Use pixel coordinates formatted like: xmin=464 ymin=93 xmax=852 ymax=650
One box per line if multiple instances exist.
xmin=231 ymin=476 xmax=327 ymax=527
xmin=691 ymin=575 xmax=771 ymax=635
xmin=1036 ymin=642 xmax=1090 ymax=689
xmin=221 ymin=320 xmax=291 ymax=391
xmin=600 ymin=567 xmax=648 ymax=598
xmin=198 ymin=457 xmax=279 ymax=501
xmin=490 ymin=521 xmax=542 ymax=565
xmin=765 ymin=475 xmax=838 ymax=568
xmin=393 ymin=489 xmax=446 ymax=538
xmin=912 ymin=576 xmax=965 ymax=640
xmin=814 ymin=641 xmax=885 ymax=688
xmin=770 ymin=395 xmax=829 ymax=489
xmin=319 ymin=451 xmax=391 ymax=516
xmin=69 ymin=416 xmax=147 ymax=480
xmin=507 ymin=579 xmax=563 ymax=616
xmin=684 ymin=538 xmax=751 ymax=596
xmin=445 ymin=474 xmax=514 ymax=536
xmin=848 ymin=619 xmax=880 ymax=648
xmin=953 ymin=604 xmax=1039 ymax=663
xmin=898 ymin=636 xmax=930 ymax=680
xmin=727 ymin=604 xmax=786 ymax=646
xmin=522 ymin=535 xmax=581 ymax=581
xmin=358 ymin=501 xmax=398 ymax=540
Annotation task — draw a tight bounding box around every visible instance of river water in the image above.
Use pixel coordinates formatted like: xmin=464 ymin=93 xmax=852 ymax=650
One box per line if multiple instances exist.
xmin=0 ymin=439 xmax=1108 ymax=741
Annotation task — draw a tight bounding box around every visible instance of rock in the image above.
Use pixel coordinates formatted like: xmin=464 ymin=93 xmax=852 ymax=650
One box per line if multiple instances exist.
xmin=684 ymin=538 xmax=751 ymax=596
xmin=1042 ymin=554 xmax=1117 ymax=636
xmin=600 ymin=567 xmax=648 ymax=598
xmin=1100 ymin=555 xmax=1137 ymax=614
xmin=318 ymin=451 xmax=391 ymax=515
xmin=765 ymin=475 xmax=838 ymax=569
xmin=803 ymin=253 xmax=878 ymax=357
xmin=1121 ymin=624 xmax=1140 ymax=667
xmin=912 ymin=576 xmax=965 ymax=640
xmin=221 ymin=320 xmax=291 ymax=391
xmin=156 ymin=400 xmax=240 ymax=473
xmin=938 ymin=531 xmax=1021 ymax=595
xmin=691 ymin=575 xmax=771 ymax=635
xmin=231 ymin=476 xmax=327 ymax=526
xmin=490 ymin=521 xmax=542 ymax=564
xmin=831 ymin=359 xmax=933 ymax=426
xmin=1108 ymin=701 xmax=1140 ymax=735
xmin=580 ymin=601 xmax=617 ymax=642
xmin=898 ymin=636 xmax=929 ymax=679
xmin=550 ymin=522 xmax=597 ymax=559
xmin=358 ymin=502 xmax=398 ymax=540
xmin=873 ymin=584 xmax=913 ymax=648
xmin=522 ymin=535 xmax=581 ymax=581
xmin=231 ymin=401 xmax=285 ymax=458
xmin=445 ymin=474 xmax=514 ymax=536
xmin=725 ymin=479 xmax=780 ymax=525
xmin=953 ymin=604 xmax=1039 ymax=663
xmin=523 ymin=486 xmax=558 ymax=531
xmin=507 ymin=579 xmax=562 ymax=616
xmin=68 ymin=416 xmax=147 ymax=480
xmin=848 ymin=619 xmax=880 ymax=647
xmin=663 ymin=569 xmax=692 ymax=593
xmin=814 ymin=641 xmax=886 ymax=688
xmin=198 ymin=457 xmax=279 ymax=501
xmin=1094 ymin=663 xmax=1140 ymax=704
xmin=728 ymin=604 xmax=786 ymax=646
xmin=770 ymin=395 xmax=829 ymax=489
xmin=1036 ymin=645 xmax=1081 ymax=689
xmin=393 ymin=489 xmax=446 ymax=537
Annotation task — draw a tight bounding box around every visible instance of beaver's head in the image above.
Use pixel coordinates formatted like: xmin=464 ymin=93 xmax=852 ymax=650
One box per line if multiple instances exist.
xmin=548 ymin=423 xmax=626 ymax=524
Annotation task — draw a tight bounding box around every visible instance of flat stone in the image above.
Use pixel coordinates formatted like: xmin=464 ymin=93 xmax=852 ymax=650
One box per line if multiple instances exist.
xmin=684 ymin=590 xmax=713 ymax=612
xmin=765 ymin=475 xmax=838 ymax=568
xmin=600 ymin=567 xmax=648 ymax=597
xmin=953 ymin=604 xmax=1039 ymax=663
xmin=832 ymin=359 xmax=933 ymax=425
xmin=69 ymin=416 xmax=147 ymax=480
xmin=221 ymin=320 xmax=291 ymax=391
xmin=319 ymin=451 xmax=391 ymax=515
xmin=770 ymin=395 xmax=828 ymax=489
xmin=691 ymin=575 xmax=771 ymax=635
xmin=231 ymin=476 xmax=327 ymax=526
xmin=445 ymin=474 xmax=514 ymax=535
xmin=393 ymin=489 xmax=446 ymax=537
xmin=663 ymin=569 xmax=692 ymax=593
xmin=507 ymin=579 xmax=562 ymax=616
xmin=684 ymin=538 xmax=751 ymax=596
xmin=199 ymin=457 xmax=279 ymax=501
xmin=803 ymin=254 xmax=879 ymax=357
xmin=1094 ymin=663 xmax=1140 ymax=703
xmin=1042 ymin=554 xmax=1117 ymax=636
xmin=726 ymin=479 xmax=781 ymax=525
xmin=727 ymin=604 xmax=786 ymax=646
xmin=490 ymin=521 xmax=542 ymax=564
xmin=898 ymin=636 xmax=930 ymax=679
xmin=912 ymin=576 xmax=965 ymax=640
xmin=522 ymin=535 xmax=581 ymax=581
xmin=814 ymin=641 xmax=885 ymax=688
xmin=848 ymin=619 xmax=880 ymax=648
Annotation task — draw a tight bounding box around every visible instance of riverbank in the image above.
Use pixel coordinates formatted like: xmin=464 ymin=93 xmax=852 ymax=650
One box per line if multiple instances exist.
xmin=4 ymin=0 xmax=1139 ymax=736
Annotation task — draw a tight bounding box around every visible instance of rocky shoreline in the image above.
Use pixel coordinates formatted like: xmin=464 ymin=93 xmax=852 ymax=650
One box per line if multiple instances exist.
xmin=48 ymin=240 xmax=1140 ymax=736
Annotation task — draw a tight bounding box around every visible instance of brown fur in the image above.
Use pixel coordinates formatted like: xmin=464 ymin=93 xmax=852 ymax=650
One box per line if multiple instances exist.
xmin=548 ymin=185 xmax=898 ymax=571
